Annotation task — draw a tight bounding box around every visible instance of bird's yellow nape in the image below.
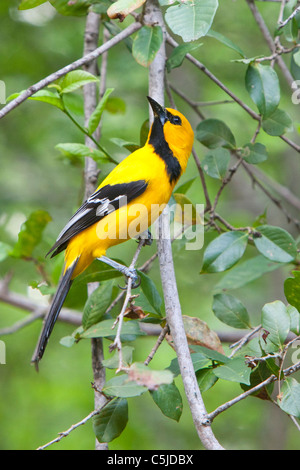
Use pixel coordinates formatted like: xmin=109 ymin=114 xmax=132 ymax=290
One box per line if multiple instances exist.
xmin=163 ymin=107 xmax=194 ymax=169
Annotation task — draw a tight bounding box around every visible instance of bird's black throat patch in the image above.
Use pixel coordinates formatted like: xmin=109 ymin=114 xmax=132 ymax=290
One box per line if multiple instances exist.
xmin=148 ymin=117 xmax=182 ymax=184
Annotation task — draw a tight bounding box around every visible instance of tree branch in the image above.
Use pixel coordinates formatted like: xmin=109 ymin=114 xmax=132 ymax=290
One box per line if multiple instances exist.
xmin=82 ymin=10 xmax=108 ymax=451
xmin=245 ymin=0 xmax=296 ymax=89
xmin=146 ymin=0 xmax=224 ymax=451
xmin=0 ymin=21 xmax=141 ymax=120
xmin=206 ymin=359 xmax=300 ymax=423
xmin=36 ymin=405 xmax=108 ymax=450
xmin=278 ymin=5 xmax=300 ymax=29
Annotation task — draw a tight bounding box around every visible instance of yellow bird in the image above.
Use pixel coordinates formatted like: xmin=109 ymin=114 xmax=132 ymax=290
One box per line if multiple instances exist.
xmin=32 ymin=97 xmax=194 ymax=365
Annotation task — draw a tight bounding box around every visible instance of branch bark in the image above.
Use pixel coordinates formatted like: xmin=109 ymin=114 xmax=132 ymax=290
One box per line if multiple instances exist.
xmin=145 ymin=0 xmax=224 ymax=451
xmin=82 ymin=11 xmax=108 ymax=451
xmin=245 ymin=0 xmax=296 ymax=89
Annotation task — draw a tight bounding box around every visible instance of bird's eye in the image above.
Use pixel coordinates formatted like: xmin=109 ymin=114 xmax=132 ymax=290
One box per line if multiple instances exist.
xmin=170 ymin=115 xmax=182 ymax=126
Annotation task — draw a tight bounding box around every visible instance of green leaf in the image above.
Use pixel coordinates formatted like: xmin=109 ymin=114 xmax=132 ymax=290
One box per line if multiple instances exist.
xmin=212 ymin=293 xmax=251 ymax=329
xmin=206 ymin=29 xmax=245 ymax=57
xmin=128 ymin=363 xmax=174 ymax=390
xmin=102 ymin=346 xmax=134 ymax=369
xmin=50 ymin=0 xmax=91 ymax=16
xmin=59 ymin=335 xmax=76 ymax=348
xmin=190 ymin=345 xmax=230 ymax=364
xmin=139 ymin=119 xmax=149 ymax=147
xmin=93 ymin=398 xmax=128 ymax=443
xmin=196 ymin=368 xmax=218 ymax=392
xmin=30 ymin=90 xmax=65 ymax=110
xmin=82 ymin=281 xmax=114 ymax=330
xmin=166 ymin=42 xmax=203 ymax=72
xmin=10 ymin=210 xmax=51 ymax=258
xmin=105 ymin=96 xmax=126 ymax=115
xmin=293 ymin=49 xmax=300 ymax=67
xmin=214 ymin=255 xmax=283 ymax=292
xmin=151 ymin=383 xmax=183 ymax=421
xmin=90 ymin=1 xmax=111 ymax=14
xmin=174 ymin=177 xmax=197 ymax=195
xmin=282 ymin=0 xmax=299 ymax=42
xmin=87 ymin=88 xmax=114 ymax=135
xmin=107 ymin=0 xmax=146 ymax=20
xmin=245 ymin=63 xmax=280 ymax=118
xmin=201 ymin=147 xmax=230 ymax=179
xmin=240 ymin=362 xmax=274 ymax=400
xmin=30 ymin=281 xmax=56 ymax=296
xmin=213 ymin=357 xmax=251 ymax=385
xmin=81 ymin=318 xmax=146 ymax=339
xmin=291 ymin=48 xmax=300 ymax=80
xmin=73 ymin=259 xmax=124 ymax=285
xmin=284 ymin=271 xmax=300 ymax=313
xmin=111 ymin=138 xmax=140 ymax=153
xmin=62 ymin=93 xmax=84 ymax=116
xmin=168 ymin=353 xmax=211 ymax=377
xmin=102 ymin=374 xmax=148 ymax=398
xmin=58 ymin=70 xmax=99 ymax=94
xmin=55 ymin=143 xmax=108 ymax=165
xmin=18 ymin=0 xmax=47 ymax=9
xmin=138 ymin=271 xmax=162 ymax=315
xmin=241 ymin=142 xmax=268 ymax=164
xmin=132 ymin=26 xmax=163 ymax=67
xmin=196 ymin=118 xmax=236 ymax=149
xmin=252 ymin=210 xmax=268 ymax=228
xmin=287 ymin=305 xmax=300 ymax=335
xmin=278 ymin=378 xmax=300 ymax=418
xmin=254 ymin=225 xmax=297 ymax=263
xmin=201 ymin=231 xmax=248 ymax=273
xmin=262 ymin=108 xmax=293 ymax=136
xmin=7 ymin=90 xmax=64 ymax=111
xmin=165 ymin=0 xmax=219 ymax=42
xmin=172 ymin=193 xmax=202 ymax=225
xmin=261 ymin=300 xmax=290 ymax=348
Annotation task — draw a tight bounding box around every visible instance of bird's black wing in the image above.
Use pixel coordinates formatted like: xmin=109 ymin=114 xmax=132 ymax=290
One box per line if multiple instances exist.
xmin=47 ymin=180 xmax=148 ymax=258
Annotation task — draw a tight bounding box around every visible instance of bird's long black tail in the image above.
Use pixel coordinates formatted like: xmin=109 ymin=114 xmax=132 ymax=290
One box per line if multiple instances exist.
xmin=31 ymin=259 xmax=78 ymax=369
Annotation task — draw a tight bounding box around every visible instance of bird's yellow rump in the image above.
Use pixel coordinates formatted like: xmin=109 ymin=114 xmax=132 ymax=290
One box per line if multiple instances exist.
xmin=32 ymin=96 xmax=194 ymax=366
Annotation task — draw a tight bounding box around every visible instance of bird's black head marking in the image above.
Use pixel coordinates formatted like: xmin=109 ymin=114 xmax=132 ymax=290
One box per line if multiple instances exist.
xmin=147 ymin=97 xmax=182 ymax=184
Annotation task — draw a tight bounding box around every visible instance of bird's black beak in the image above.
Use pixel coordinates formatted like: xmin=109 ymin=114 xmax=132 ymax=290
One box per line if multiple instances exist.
xmin=147 ymin=96 xmax=168 ymax=125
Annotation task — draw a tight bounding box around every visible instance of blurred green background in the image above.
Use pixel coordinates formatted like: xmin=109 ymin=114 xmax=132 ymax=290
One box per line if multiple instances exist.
xmin=0 ymin=0 xmax=299 ymax=450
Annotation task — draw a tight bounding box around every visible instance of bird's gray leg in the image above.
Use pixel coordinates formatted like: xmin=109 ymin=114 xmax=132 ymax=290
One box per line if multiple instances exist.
xmin=98 ymin=256 xmax=140 ymax=288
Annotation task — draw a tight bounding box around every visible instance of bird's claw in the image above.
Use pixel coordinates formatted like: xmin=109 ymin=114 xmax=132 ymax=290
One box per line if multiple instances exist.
xmin=137 ymin=229 xmax=153 ymax=246
xmin=118 ymin=267 xmax=141 ymax=290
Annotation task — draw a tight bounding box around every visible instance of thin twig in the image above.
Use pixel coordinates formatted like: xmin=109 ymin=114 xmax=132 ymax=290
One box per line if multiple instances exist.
xmin=229 ymin=325 xmax=262 ymax=357
xmin=211 ymin=156 xmax=244 ymax=213
xmin=170 ymin=83 xmax=206 ymax=120
xmin=0 ymin=21 xmax=141 ymax=120
xmin=36 ymin=406 xmax=107 ymax=450
xmin=110 ymin=240 xmax=144 ymax=372
xmin=168 ymin=26 xmax=300 ymax=153
xmin=144 ymin=324 xmax=169 ymax=366
xmin=206 ymin=359 xmax=300 ymax=423
xmin=192 ymin=148 xmax=212 ymax=212
xmin=241 ymin=160 xmax=300 ymax=230
xmin=278 ymin=5 xmax=300 ymax=29
xmin=167 ymin=34 xmax=260 ymax=120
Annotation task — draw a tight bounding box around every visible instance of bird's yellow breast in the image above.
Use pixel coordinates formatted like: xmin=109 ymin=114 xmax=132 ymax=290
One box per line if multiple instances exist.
xmin=65 ymin=145 xmax=177 ymax=277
